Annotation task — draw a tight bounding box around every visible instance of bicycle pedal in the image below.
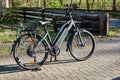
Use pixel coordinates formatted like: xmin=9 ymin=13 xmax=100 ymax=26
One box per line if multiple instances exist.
xmin=50 ymin=56 xmax=52 ymax=62
xmin=31 ymin=68 xmax=41 ymax=72
xmin=54 ymin=57 xmax=58 ymax=61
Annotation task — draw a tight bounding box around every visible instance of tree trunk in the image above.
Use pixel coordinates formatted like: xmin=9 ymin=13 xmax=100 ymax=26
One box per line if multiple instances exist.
xmin=86 ymin=0 xmax=90 ymax=11
xmin=102 ymin=0 xmax=105 ymax=10
xmin=0 ymin=0 xmax=2 ymax=16
xmin=11 ymin=0 xmax=14 ymax=8
xmin=59 ymin=0 xmax=63 ymax=6
xmin=71 ymin=0 xmax=72 ymax=5
xmin=113 ymin=0 xmax=116 ymax=11
xmin=79 ymin=0 xmax=81 ymax=5
xmin=78 ymin=0 xmax=81 ymax=8
xmin=43 ymin=0 xmax=46 ymax=8
xmin=38 ymin=0 xmax=41 ymax=7
xmin=24 ymin=0 xmax=27 ymax=7
xmin=5 ymin=0 xmax=9 ymax=8
xmin=91 ymin=0 xmax=95 ymax=9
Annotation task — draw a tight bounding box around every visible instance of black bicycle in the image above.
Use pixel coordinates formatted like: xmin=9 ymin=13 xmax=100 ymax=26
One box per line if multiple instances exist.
xmin=11 ymin=6 xmax=95 ymax=70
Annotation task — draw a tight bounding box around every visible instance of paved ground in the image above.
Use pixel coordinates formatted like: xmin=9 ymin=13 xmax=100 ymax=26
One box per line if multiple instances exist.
xmin=0 ymin=37 xmax=120 ymax=80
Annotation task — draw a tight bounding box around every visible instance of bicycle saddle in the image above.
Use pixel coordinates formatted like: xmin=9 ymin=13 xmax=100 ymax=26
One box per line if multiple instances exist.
xmin=39 ymin=21 xmax=51 ymax=25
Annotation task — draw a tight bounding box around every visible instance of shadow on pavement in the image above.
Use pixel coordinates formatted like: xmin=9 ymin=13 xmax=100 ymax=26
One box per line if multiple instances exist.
xmin=112 ymin=77 xmax=120 ymax=80
xmin=45 ymin=59 xmax=78 ymax=65
xmin=0 ymin=59 xmax=78 ymax=74
xmin=0 ymin=64 xmax=25 ymax=74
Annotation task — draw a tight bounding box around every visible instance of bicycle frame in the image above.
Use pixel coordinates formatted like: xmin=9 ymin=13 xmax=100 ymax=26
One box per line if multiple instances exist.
xmin=11 ymin=6 xmax=95 ymax=70
xmin=38 ymin=19 xmax=76 ymax=49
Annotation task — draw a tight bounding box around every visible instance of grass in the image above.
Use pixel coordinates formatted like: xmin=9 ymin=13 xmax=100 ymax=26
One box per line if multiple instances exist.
xmin=0 ymin=26 xmax=120 ymax=54
xmin=107 ymin=28 xmax=120 ymax=37
xmin=0 ymin=29 xmax=16 ymax=42
xmin=0 ymin=47 xmax=11 ymax=54
xmin=0 ymin=25 xmax=120 ymax=42
xmin=0 ymin=24 xmax=120 ymax=55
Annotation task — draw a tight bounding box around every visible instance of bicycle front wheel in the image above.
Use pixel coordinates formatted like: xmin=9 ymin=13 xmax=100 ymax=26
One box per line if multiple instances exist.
xmin=13 ymin=33 xmax=48 ymax=70
xmin=69 ymin=30 xmax=95 ymax=61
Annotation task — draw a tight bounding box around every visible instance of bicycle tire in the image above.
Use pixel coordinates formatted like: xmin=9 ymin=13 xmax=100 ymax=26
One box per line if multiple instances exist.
xmin=13 ymin=33 xmax=49 ymax=70
xmin=69 ymin=30 xmax=95 ymax=61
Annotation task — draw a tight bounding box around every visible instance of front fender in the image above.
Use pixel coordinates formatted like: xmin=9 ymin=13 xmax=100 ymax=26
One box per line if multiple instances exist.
xmin=66 ymin=32 xmax=76 ymax=52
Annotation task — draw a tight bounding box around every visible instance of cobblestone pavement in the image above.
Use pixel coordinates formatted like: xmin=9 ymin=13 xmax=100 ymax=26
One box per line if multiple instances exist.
xmin=0 ymin=37 xmax=120 ymax=80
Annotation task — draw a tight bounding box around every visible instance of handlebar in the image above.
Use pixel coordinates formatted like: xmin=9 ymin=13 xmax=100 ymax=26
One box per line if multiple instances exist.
xmin=65 ymin=4 xmax=78 ymax=12
xmin=65 ymin=5 xmax=78 ymax=17
xmin=66 ymin=6 xmax=73 ymax=12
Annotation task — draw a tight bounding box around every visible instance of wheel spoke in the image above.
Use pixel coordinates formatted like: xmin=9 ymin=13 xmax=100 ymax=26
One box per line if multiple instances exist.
xmin=13 ymin=34 xmax=48 ymax=70
xmin=70 ymin=31 xmax=95 ymax=61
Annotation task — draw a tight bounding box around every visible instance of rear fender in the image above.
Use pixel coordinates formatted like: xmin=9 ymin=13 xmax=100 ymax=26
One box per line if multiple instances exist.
xmin=10 ymin=33 xmax=51 ymax=54
xmin=10 ymin=38 xmax=20 ymax=54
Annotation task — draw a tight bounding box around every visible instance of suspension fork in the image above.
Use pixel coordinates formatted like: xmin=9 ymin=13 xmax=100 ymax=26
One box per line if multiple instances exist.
xmin=77 ymin=29 xmax=84 ymax=46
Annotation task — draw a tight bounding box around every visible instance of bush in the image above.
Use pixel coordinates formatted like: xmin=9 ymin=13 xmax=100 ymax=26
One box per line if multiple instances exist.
xmin=1 ymin=8 xmax=20 ymax=25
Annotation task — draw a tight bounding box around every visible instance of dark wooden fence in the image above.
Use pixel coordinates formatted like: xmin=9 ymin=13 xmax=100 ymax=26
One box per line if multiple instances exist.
xmin=12 ymin=7 xmax=109 ymax=35
xmin=78 ymin=9 xmax=120 ymax=18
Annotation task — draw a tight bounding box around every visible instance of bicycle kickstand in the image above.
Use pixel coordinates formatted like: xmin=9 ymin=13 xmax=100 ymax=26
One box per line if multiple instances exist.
xmin=54 ymin=53 xmax=57 ymax=61
xmin=50 ymin=53 xmax=57 ymax=62
xmin=50 ymin=55 xmax=53 ymax=62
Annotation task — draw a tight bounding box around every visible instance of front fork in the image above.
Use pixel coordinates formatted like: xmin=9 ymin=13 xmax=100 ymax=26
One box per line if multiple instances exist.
xmin=77 ymin=29 xmax=85 ymax=46
xmin=66 ymin=29 xmax=85 ymax=52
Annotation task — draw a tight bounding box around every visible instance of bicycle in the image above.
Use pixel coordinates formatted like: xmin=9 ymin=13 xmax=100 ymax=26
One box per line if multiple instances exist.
xmin=11 ymin=6 xmax=95 ymax=70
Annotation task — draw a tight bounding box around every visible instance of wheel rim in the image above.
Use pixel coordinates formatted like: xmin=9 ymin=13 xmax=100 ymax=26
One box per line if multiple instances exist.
xmin=14 ymin=35 xmax=47 ymax=69
xmin=71 ymin=32 xmax=94 ymax=60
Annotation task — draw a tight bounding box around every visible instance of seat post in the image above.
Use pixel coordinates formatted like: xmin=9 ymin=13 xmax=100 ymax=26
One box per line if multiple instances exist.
xmin=43 ymin=24 xmax=48 ymax=34
xmin=43 ymin=24 xmax=52 ymax=45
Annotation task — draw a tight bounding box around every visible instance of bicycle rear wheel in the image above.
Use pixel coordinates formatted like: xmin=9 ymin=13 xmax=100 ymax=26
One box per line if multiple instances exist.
xmin=13 ymin=33 xmax=48 ymax=70
xmin=69 ymin=30 xmax=95 ymax=61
